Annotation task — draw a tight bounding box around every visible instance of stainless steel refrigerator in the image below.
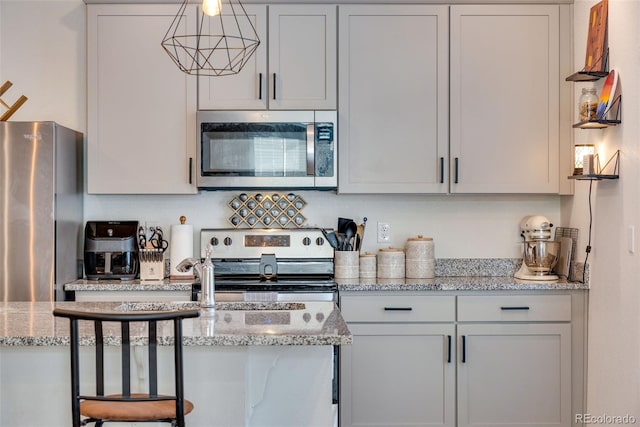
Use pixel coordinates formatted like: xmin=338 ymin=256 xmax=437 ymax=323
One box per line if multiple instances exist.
xmin=0 ymin=121 xmax=83 ymax=302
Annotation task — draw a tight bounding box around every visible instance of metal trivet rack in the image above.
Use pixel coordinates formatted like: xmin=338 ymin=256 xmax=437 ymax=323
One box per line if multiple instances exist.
xmin=555 ymin=227 xmax=579 ymax=280
xmin=227 ymin=192 xmax=307 ymax=228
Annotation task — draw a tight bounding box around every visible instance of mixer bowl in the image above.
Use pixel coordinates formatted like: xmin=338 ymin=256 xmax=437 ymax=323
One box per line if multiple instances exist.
xmin=522 ymin=241 xmax=560 ymax=275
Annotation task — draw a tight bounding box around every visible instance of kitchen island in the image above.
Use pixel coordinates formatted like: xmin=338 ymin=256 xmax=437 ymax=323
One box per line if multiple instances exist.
xmin=0 ymin=301 xmax=350 ymax=427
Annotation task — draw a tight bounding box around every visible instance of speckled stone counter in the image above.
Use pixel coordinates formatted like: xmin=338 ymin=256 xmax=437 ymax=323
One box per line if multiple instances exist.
xmin=65 ymin=278 xmax=193 ymax=292
xmin=65 ymin=258 xmax=588 ymax=295
xmin=338 ymin=258 xmax=588 ymax=291
xmin=337 ymin=276 xmax=588 ymax=291
xmin=0 ymin=301 xmax=352 ymax=347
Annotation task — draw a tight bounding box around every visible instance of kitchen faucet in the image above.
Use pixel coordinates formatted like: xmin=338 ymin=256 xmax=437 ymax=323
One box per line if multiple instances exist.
xmin=176 ymin=245 xmax=215 ymax=308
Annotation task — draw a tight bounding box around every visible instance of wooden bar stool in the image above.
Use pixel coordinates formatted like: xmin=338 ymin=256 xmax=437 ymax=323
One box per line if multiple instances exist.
xmin=53 ymin=308 xmax=200 ymax=427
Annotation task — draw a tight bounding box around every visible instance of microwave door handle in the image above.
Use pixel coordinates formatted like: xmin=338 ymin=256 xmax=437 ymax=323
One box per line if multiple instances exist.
xmin=306 ymin=123 xmax=315 ymax=176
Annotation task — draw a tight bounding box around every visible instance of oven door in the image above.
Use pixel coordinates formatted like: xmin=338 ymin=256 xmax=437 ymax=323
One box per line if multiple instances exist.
xmin=196 ymin=110 xmax=336 ymax=189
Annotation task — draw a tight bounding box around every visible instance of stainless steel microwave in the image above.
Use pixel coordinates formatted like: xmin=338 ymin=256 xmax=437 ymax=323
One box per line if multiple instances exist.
xmin=196 ymin=110 xmax=337 ymax=189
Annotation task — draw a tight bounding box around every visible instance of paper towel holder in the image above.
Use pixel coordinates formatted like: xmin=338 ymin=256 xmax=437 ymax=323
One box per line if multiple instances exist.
xmin=169 ymin=216 xmax=196 ymax=281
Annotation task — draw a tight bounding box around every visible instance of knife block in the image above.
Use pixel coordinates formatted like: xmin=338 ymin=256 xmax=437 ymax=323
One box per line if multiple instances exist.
xmin=139 ymin=250 xmax=165 ymax=281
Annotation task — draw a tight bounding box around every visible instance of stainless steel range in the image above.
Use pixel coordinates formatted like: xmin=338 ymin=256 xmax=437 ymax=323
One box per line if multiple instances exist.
xmin=198 ymin=228 xmax=336 ymax=302
xmin=198 ymin=228 xmax=340 ymax=422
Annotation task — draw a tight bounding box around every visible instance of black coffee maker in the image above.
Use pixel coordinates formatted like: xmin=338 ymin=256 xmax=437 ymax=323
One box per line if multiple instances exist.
xmin=84 ymin=221 xmax=139 ymax=280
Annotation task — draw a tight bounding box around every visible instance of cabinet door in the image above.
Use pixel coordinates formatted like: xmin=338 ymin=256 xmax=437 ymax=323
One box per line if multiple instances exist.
xmin=268 ymin=5 xmax=336 ymax=110
xmin=457 ymin=323 xmax=571 ymax=427
xmin=338 ymin=5 xmax=449 ymax=194
xmin=341 ymin=323 xmax=455 ymax=427
xmin=450 ymin=5 xmax=560 ymax=193
xmin=197 ymin=5 xmax=267 ymax=110
xmin=87 ymin=5 xmax=197 ymax=194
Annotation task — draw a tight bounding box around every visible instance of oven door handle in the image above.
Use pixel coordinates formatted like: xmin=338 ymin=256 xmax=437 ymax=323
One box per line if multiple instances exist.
xmin=306 ymin=123 xmax=315 ymax=176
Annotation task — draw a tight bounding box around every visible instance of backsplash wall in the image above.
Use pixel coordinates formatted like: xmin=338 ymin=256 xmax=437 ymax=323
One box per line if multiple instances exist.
xmin=84 ymin=192 xmax=562 ymax=259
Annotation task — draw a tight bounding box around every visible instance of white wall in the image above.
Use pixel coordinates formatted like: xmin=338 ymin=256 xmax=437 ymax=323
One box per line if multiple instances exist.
xmin=569 ymin=0 xmax=640 ymax=419
xmin=0 ymin=0 xmax=85 ymax=130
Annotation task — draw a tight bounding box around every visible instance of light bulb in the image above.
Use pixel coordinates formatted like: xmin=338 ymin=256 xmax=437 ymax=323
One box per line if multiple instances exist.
xmin=203 ymin=0 xmax=222 ymax=16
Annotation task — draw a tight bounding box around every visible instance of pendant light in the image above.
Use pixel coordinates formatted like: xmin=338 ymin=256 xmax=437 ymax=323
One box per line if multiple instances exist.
xmin=161 ymin=0 xmax=260 ymax=76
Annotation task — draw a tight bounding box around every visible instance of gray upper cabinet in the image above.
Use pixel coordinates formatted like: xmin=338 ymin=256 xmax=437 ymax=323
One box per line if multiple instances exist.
xmin=87 ymin=4 xmax=197 ymax=194
xmin=86 ymin=3 xmax=569 ymax=195
xmin=198 ymin=4 xmax=337 ymax=110
xmin=450 ymin=5 xmax=561 ymax=193
xmin=339 ymin=4 xmax=567 ymax=195
xmin=338 ymin=5 xmax=449 ymax=194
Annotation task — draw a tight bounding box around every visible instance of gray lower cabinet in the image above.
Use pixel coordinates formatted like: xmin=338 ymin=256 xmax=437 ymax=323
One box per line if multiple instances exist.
xmin=340 ymin=295 xmax=456 ymax=427
xmin=340 ymin=292 xmax=584 ymax=427
xmin=457 ymin=323 xmax=571 ymax=427
xmin=341 ymin=323 xmax=456 ymax=427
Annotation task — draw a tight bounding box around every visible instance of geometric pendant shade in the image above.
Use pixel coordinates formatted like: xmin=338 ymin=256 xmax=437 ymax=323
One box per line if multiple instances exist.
xmin=161 ymin=0 xmax=260 ymax=76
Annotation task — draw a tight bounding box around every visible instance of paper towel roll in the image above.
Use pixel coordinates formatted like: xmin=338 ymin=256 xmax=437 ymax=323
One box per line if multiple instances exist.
xmin=169 ymin=221 xmax=194 ymax=279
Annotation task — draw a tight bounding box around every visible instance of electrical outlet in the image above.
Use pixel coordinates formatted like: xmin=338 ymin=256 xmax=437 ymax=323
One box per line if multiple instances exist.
xmin=378 ymin=222 xmax=391 ymax=243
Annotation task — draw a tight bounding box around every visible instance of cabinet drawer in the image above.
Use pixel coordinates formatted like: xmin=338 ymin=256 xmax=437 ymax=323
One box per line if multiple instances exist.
xmin=457 ymin=295 xmax=571 ymax=322
xmin=340 ymin=295 xmax=455 ymax=322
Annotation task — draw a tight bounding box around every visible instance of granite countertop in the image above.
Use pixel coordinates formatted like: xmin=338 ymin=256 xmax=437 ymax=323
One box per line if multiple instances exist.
xmin=338 ymin=258 xmax=588 ymax=291
xmin=336 ymin=276 xmax=588 ymax=291
xmin=65 ymin=259 xmax=589 ymax=293
xmin=0 ymin=301 xmax=352 ymax=347
xmin=65 ymin=279 xmax=194 ymax=291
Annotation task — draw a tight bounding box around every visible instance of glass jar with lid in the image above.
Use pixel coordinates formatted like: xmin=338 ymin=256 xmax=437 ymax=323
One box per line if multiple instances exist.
xmin=579 ymin=87 xmax=598 ymax=122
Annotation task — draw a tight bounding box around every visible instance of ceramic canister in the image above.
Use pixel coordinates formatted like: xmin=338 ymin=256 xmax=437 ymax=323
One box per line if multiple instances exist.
xmin=377 ymin=247 xmax=405 ymax=279
xmin=334 ymin=251 xmax=360 ymax=279
xmin=359 ymin=252 xmax=377 ymax=280
xmin=405 ymin=235 xmax=435 ymax=279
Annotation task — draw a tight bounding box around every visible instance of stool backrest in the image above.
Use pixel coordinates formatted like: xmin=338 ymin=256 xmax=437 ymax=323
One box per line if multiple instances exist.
xmin=53 ymin=308 xmax=200 ymax=427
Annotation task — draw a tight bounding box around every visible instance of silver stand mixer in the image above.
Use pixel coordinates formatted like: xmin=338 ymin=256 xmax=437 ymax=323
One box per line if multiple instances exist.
xmin=514 ymin=215 xmax=560 ymax=281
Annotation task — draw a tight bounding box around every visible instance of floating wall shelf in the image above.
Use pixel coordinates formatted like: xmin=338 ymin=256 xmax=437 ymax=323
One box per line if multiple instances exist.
xmin=568 ymin=150 xmax=620 ymax=181
xmin=568 ymin=174 xmax=618 ymax=181
xmin=566 ymin=49 xmax=609 ymax=82
xmin=565 ymin=71 xmax=609 ymax=82
xmin=573 ymin=95 xmax=622 ymax=129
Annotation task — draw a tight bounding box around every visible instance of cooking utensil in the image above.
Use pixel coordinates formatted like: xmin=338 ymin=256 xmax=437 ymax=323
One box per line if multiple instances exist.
xmin=320 ymin=229 xmax=340 ymax=249
xmin=343 ymin=221 xmax=357 ymax=251
xmin=336 ymin=232 xmax=345 ymax=251
xmin=338 ymin=217 xmax=353 ymax=234
xmin=354 ymin=217 xmax=367 ymax=251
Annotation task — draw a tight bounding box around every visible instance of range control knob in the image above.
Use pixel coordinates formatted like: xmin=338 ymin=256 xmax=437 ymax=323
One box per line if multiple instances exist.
xmin=302 ymin=237 xmax=311 ymax=246
xmin=316 ymin=237 xmax=325 ymax=246
xmin=223 ymin=237 xmax=232 ymax=246
xmin=209 ymin=237 xmax=219 ymax=246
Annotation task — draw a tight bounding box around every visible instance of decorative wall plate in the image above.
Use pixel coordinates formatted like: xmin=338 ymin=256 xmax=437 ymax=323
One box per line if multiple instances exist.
xmin=596 ymin=69 xmax=618 ymax=119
